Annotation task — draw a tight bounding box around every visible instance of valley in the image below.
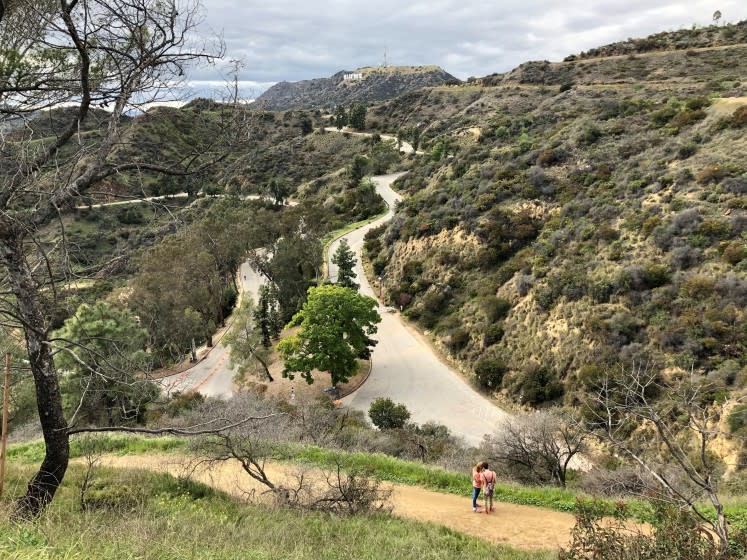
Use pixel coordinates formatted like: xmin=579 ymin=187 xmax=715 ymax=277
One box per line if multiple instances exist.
xmin=1 ymin=4 xmax=746 ymax=558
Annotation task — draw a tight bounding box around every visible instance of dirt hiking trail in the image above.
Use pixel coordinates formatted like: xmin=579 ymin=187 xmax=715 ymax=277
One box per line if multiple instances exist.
xmin=97 ymin=455 xmax=576 ymax=552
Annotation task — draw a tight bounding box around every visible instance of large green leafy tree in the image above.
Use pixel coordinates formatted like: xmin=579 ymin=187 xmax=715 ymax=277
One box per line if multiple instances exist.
xmin=332 ymin=238 xmax=358 ymax=290
xmin=278 ymin=285 xmax=380 ymax=386
xmin=53 ymin=302 xmax=158 ymax=427
xmin=130 ymin=234 xmax=221 ymax=364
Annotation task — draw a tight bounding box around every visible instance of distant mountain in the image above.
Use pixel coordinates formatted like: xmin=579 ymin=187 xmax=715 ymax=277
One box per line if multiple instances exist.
xmin=253 ymin=66 xmax=459 ymax=111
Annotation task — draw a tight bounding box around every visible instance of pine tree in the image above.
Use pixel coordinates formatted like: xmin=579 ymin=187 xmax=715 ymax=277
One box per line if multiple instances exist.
xmin=349 ymin=104 xmax=367 ymax=130
xmin=254 ymin=284 xmax=283 ymax=347
xmin=334 ymin=105 xmax=347 ymax=130
xmin=332 ymin=238 xmax=359 ymax=290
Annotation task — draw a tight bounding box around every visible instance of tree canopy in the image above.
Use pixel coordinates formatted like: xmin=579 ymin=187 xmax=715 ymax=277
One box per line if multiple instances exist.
xmin=278 ymin=285 xmax=380 ymax=386
xmin=224 ymin=298 xmax=274 ymax=382
xmin=53 ymin=302 xmax=158 ymax=427
xmin=349 ymin=104 xmax=367 ymax=130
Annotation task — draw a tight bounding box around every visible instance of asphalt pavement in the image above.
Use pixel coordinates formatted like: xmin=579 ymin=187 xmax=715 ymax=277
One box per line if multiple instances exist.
xmin=329 ymin=173 xmax=510 ymax=446
xmin=158 ymin=261 xmax=263 ymax=398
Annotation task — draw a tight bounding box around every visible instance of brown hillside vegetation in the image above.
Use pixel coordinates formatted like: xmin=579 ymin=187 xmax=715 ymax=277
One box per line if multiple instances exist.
xmin=363 ymin=22 xmax=746 ymax=413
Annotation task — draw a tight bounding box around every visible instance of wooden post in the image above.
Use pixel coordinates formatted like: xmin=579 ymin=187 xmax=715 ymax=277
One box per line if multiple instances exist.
xmin=0 ymin=353 xmax=10 ymax=499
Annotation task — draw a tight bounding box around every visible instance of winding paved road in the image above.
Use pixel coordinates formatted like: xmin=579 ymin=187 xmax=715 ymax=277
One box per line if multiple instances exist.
xmin=323 ymin=127 xmax=422 ymax=154
xmin=158 ymin=171 xmax=509 ymax=446
xmin=328 ymin=173 xmax=509 ymax=446
xmin=158 ymin=261 xmax=263 ymax=398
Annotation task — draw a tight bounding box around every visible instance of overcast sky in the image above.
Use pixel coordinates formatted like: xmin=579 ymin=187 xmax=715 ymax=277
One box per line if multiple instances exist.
xmin=184 ymin=0 xmax=746 ymax=99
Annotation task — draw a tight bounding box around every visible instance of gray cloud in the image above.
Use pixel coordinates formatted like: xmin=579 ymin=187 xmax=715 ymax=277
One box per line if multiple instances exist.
xmin=184 ymin=0 xmax=745 ymax=97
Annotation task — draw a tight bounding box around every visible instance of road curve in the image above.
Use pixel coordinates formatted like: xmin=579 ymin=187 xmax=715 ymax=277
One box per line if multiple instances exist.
xmin=323 ymin=127 xmax=422 ymax=154
xmin=158 ymin=261 xmax=263 ymax=398
xmin=328 ymin=173 xmax=509 ymax=446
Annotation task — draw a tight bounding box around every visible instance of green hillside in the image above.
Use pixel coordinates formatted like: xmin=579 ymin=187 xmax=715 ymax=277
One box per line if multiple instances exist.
xmin=362 ymin=22 xmax=747 ymax=406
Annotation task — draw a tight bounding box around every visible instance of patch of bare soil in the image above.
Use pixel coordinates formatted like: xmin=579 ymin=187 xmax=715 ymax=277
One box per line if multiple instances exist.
xmin=707 ymin=96 xmax=747 ymax=118
xmin=95 ymin=455 xmax=576 ymax=552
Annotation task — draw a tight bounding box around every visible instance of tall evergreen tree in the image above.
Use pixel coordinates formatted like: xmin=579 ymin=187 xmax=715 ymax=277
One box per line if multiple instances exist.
xmin=349 ymin=155 xmax=368 ymax=187
xmin=334 ymin=105 xmax=347 ymax=130
xmin=332 ymin=238 xmax=359 ymax=290
xmin=253 ymin=283 xmax=283 ymax=347
xmin=349 ymin=104 xmax=367 ymax=130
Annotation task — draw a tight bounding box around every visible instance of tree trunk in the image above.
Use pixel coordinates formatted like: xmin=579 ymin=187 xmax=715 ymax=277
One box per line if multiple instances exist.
xmin=1 ymin=239 xmax=69 ymax=517
xmin=710 ymin=494 xmax=729 ymax=557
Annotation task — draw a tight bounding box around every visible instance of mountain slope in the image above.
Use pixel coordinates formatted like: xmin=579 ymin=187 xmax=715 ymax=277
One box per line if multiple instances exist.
xmin=362 ymin=23 xmax=747 ymax=407
xmin=254 ymin=65 xmax=459 ymax=110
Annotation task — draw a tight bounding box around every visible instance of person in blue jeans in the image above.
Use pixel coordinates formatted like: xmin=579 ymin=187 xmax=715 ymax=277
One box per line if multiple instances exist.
xmin=471 ymin=462 xmax=484 ymax=512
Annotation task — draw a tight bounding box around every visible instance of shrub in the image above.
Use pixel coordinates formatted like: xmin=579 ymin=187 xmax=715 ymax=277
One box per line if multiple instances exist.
xmin=729 ymin=106 xmax=747 ymax=128
xmin=677 ymin=143 xmax=697 ymax=159
xmin=474 ymin=356 xmax=506 ymax=390
xmin=728 ymin=404 xmax=747 ymax=436
xmin=668 ymin=108 xmax=706 ymax=130
xmin=481 ymin=296 xmax=511 ymax=322
xmin=722 ymin=241 xmax=746 ymax=265
xmin=723 ymin=175 xmax=747 ymax=194
xmin=696 ymin=166 xmax=727 ymax=185
xmin=650 ymin=106 xmax=678 ymax=127
xmin=670 ymin=245 xmax=701 ymax=270
xmin=560 ymin=500 xmax=738 ymax=560
xmin=447 ymin=327 xmax=470 ymax=353
xmin=514 ymin=365 xmax=564 ymax=405
xmin=578 ymin=125 xmax=602 ymax=145
xmin=685 ymin=96 xmax=711 ymax=111
xmin=620 ymin=263 xmax=671 ymax=291
xmin=483 ymin=322 xmax=505 ymax=347
xmin=369 ymin=398 xmax=410 ymax=430
xmin=698 ymin=219 xmax=732 ymax=240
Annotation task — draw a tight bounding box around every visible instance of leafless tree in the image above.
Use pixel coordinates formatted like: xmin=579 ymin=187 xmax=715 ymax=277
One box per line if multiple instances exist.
xmin=583 ymin=363 xmax=731 ymax=554
xmin=292 ymin=396 xmax=351 ymax=446
xmin=483 ymin=411 xmax=585 ymax=488
xmin=188 ymin=394 xmax=296 ymax=492
xmin=0 ymin=0 xmax=239 ymax=516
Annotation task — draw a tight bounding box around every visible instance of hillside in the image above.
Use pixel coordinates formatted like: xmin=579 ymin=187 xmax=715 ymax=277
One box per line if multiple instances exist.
xmin=2 ymin=458 xmax=550 ymax=560
xmin=362 ymin=22 xmax=747 ymax=408
xmin=253 ymin=65 xmax=459 ymax=111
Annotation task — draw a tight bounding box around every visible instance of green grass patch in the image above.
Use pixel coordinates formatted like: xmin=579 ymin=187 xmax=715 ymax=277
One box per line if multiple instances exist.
xmin=322 ymin=210 xmax=388 ymax=247
xmin=285 ymin=445 xmax=576 ymax=509
xmin=12 ymin=436 xmax=737 ymax=526
xmin=7 ymin=435 xmax=189 ymax=464
xmin=0 ymin=463 xmax=553 ymax=560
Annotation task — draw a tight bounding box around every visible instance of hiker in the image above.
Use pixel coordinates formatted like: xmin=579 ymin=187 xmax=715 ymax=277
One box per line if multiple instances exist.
xmin=471 ymin=462 xmax=484 ymax=512
xmin=480 ymin=461 xmax=497 ymax=514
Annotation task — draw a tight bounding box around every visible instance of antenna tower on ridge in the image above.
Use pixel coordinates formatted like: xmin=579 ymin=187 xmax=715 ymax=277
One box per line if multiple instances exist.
xmin=383 ymin=48 xmax=388 ymax=68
